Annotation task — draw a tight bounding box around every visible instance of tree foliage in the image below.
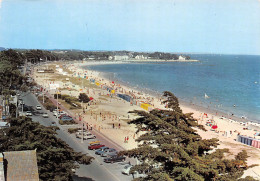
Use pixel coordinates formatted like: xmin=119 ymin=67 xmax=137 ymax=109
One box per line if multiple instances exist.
xmin=0 ymin=117 xmax=93 ymax=181
xmin=78 ymin=93 xmax=90 ymax=103
xmin=0 ymin=51 xmax=26 ymax=94
xmin=120 ymin=91 xmax=253 ymax=181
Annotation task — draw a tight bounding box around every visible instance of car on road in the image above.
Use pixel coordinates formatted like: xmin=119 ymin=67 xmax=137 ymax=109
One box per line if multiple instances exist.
xmin=104 ymin=155 xmax=126 ymax=163
xmin=58 ymin=114 xmax=70 ymax=119
xmin=121 ymin=164 xmax=132 ymax=175
xmin=51 ymin=122 xmax=57 ymax=126
xmin=42 ymin=113 xmax=49 ymax=118
xmin=95 ymin=147 xmax=109 ymax=155
xmin=60 ymin=116 xmax=74 ymax=122
xmin=88 ymin=144 xmax=105 ymax=150
xmin=101 ymin=148 xmax=117 ymax=157
xmin=25 ymin=111 xmax=32 ymax=116
xmin=36 ymin=105 xmax=42 ymax=110
xmin=76 ymin=131 xmax=88 ymax=136
xmin=84 ymin=133 xmax=96 ymax=140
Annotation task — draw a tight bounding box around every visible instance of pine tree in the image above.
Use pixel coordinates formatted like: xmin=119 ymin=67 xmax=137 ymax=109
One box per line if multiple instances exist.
xmin=0 ymin=117 xmax=93 ymax=180
xmin=120 ymin=91 xmax=255 ymax=181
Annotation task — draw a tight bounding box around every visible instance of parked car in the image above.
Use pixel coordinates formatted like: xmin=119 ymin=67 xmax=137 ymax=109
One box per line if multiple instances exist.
xmin=53 ymin=111 xmax=58 ymax=117
xmin=84 ymin=133 xmax=96 ymax=140
xmin=88 ymin=144 xmax=105 ymax=150
xmin=76 ymin=132 xmax=89 ymax=139
xmin=42 ymin=113 xmax=49 ymax=118
xmin=101 ymin=148 xmax=117 ymax=157
xmin=104 ymin=155 xmax=126 ymax=163
xmin=25 ymin=111 xmax=32 ymax=116
xmin=60 ymin=116 xmax=74 ymax=122
xmin=95 ymin=147 xmax=109 ymax=155
xmin=58 ymin=114 xmax=70 ymax=119
xmin=51 ymin=122 xmax=57 ymax=126
xmin=121 ymin=164 xmax=132 ymax=175
xmin=36 ymin=105 xmax=42 ymax=110
xmin=76 ymin=131 xmax=88 ymax=136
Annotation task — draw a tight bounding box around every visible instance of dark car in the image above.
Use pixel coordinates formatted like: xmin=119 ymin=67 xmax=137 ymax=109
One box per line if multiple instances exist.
xmin=58 ymin=114 xmax=70 ymax=119
xmin=95 ymin=146 xmax=109 ymax=155
xmin=88 ymin=144 xmax=105 ymax=150
xmin=104 ymin=155 xmax=126 ymax=163
xmin=60 ymin=116 xmax=73 ymax=122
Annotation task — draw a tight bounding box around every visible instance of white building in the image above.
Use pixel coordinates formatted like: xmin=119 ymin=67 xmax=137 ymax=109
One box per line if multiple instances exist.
xmin=114 ymin=55 xmax=129 ymax=61
xmin=135 ymin=55 xmax=148 ymax=60
xmin=108 ymin=56 xmax=113 ymax=60
xmin=178 ymin=55 xmax=186 ymax=60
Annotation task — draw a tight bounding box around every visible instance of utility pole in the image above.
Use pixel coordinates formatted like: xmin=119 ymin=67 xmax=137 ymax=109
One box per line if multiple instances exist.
xmin=56 ymin=89 xmax=59 ymax=119
xmin=43 ymin=71 xmax=46 ymax=104
xmin=80 ymin=115 xmax=84 ymax=143
xmin=81 ymin=77 xmax=84 ymax=113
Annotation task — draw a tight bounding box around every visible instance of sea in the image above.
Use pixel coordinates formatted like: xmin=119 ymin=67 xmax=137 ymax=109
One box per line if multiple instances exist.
xmin=83 ymin=54 xmax=260 ymax=122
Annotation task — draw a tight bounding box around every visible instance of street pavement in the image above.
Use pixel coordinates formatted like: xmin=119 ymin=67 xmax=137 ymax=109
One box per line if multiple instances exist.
xmin=20 ymin=91 xmax=134 ymax=181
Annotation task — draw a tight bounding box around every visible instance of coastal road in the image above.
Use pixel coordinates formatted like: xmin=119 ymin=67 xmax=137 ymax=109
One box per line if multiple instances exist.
xmin=20 ymin=91 xmax=134 ymax=181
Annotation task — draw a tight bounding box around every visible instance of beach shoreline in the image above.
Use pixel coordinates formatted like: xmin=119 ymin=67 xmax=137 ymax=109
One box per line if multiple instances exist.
xmin=81 ymin=61 xmax=260 ymax=127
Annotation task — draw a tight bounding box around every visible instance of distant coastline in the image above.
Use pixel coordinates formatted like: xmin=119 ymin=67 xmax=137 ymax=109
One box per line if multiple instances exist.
xmin=125 ymin=59 xmax=199 ymax=63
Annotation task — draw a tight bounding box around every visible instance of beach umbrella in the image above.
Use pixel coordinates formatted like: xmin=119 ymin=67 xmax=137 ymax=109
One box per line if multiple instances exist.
xmin=212 ymin=125 xmax=218 ymax=129
xmin=89 ymin=97 xmax=94 ymax=100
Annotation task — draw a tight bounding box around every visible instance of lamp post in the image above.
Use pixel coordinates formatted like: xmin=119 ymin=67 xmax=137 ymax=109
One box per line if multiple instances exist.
xmin=56 ymin=89 xmax=59 ymax=120
xmin=79 ymin=115 xmax=84 ymax=143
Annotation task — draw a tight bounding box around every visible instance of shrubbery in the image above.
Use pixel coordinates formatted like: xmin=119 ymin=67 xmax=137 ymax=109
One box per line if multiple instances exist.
xmin=68 ymin=128 xmax=80 ymax=134
xmin=59 ymin=120 xmax=76 ymax=125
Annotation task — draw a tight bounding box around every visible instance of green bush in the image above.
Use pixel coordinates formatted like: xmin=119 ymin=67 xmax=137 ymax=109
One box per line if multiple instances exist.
xmin=59 ymin=120 xmax=76 ymax=125
xmin=68 ymin=128 xmax=80 ymax=134
xmin=61 ymin=94 xmax=70 ymax=100
xmin=45 ymin=103 xmax=56 ymax=111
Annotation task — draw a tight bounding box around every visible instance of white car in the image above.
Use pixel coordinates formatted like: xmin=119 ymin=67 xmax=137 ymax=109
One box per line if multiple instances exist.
xmin=121 ymin=165 xmax=146 ymax=178
xmin=122 ymin=165 xmax=132 ymax=175
xmin=42 ymin=113 xmax=49 ymax=118
xmin=101 ymin=148 xmax=117 ymax=157
xmin=36 ymin=105 xmax=42 ymax=110
xmin=84 ymin=133 xmax=96 ymax=139
xmin=26 ymin=111 xmax=32 ymax=116
xmin=76 ymin=131 xmax=88 ymax=136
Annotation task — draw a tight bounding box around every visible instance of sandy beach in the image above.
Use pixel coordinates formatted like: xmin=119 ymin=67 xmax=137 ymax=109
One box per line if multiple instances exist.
xmin=32 ymin=60 xmax=260 ymax=179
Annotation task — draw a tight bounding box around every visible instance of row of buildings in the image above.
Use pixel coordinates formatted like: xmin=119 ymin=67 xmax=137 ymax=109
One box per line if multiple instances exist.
xmin=87 ymin=54 xmax=187 ymax=61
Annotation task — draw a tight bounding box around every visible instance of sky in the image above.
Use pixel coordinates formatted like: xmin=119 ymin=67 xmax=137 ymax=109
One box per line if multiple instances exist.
xmin=0 ymin=0 xmax=260 ymax=55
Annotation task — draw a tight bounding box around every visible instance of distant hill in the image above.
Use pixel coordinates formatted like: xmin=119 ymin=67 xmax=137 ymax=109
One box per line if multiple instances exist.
xmin=0 ymin=47 xmax=5 ymax=51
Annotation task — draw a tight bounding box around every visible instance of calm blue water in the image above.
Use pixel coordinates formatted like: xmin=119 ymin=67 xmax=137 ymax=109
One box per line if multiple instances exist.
xmin=84 ymin=54 xmax=260 ymax=122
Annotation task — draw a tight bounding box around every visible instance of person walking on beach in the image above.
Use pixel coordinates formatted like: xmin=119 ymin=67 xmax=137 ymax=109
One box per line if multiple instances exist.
xmin=118 ymin=123 xmax=121 ymax=129
xmin=112 ymin=123 xmax=115 ymax=129
xmin=124 ymin=137 xmax=127 ymax=143
xmin=127 ymin=136 xmax=129 ymax=143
